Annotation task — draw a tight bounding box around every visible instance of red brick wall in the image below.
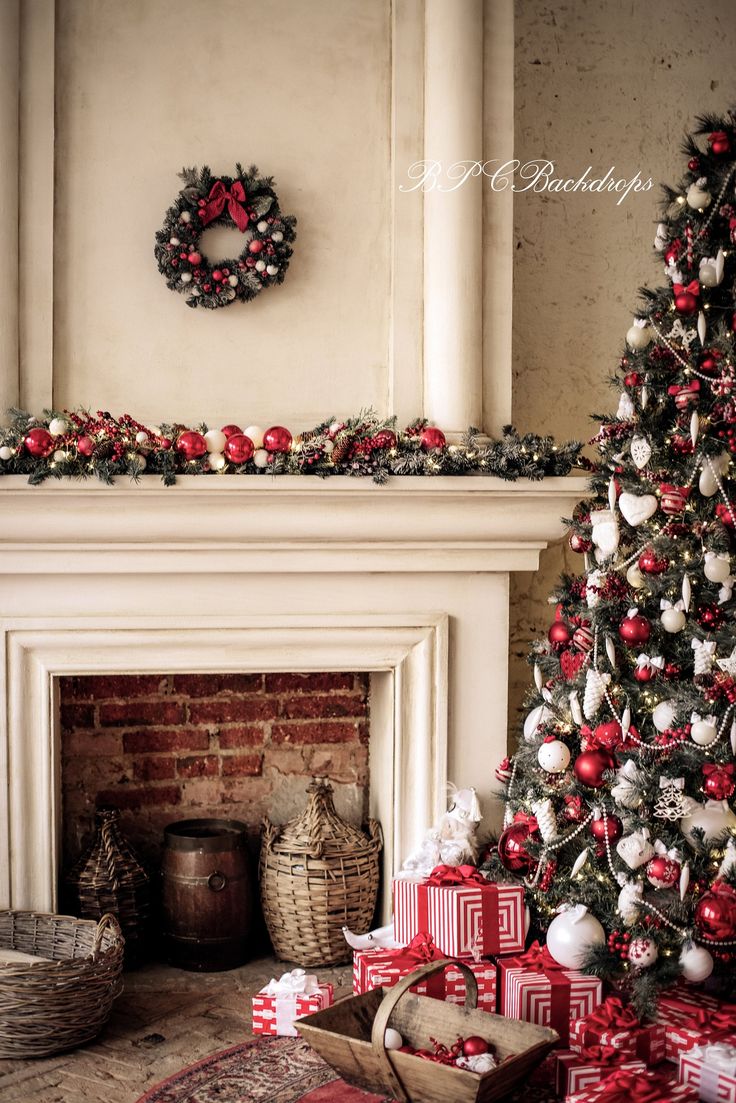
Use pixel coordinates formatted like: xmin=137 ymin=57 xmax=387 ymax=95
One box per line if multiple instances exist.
xmin=60 ymin=672 xmax=370 ymax=871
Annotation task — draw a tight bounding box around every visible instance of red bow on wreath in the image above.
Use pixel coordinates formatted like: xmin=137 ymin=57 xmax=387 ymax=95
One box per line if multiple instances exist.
xmin=199 ymin=180 xmax=250 ymax=232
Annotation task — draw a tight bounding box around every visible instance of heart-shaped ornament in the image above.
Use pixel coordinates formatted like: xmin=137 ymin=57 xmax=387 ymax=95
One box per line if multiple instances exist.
xmin=630 ymin=435 xmax=652 ymax=470
xmin=619 ymin=492 xmax=658 ymax=527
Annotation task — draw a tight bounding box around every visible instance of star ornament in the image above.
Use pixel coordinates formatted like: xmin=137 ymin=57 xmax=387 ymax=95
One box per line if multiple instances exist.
xmin=717 ymin=648 xmax=736 ymax=676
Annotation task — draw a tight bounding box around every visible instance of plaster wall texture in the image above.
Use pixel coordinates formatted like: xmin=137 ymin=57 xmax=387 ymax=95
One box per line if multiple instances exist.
xmin=508 ymin=0 xmax=736 ymax=743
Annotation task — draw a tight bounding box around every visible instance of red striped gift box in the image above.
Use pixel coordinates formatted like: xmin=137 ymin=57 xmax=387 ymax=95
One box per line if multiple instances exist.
xmin=252 ymin=980 xmax=333 ymax=1037
xmin=498 ymin=941 xmax=602 ymax=1047
xmin=352 ymin=934 xmax=496 ymax=1010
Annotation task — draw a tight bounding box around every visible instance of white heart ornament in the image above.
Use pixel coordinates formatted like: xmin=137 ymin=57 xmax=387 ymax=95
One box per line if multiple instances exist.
xmin=630 ymin=436 xmax=652 ymax=470
xmin=619 ymin=492 xmax=658 ymax=527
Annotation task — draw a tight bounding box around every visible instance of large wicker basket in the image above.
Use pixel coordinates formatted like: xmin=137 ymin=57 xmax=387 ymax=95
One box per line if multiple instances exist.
xmin=260 ymin=778 xmax=382 ymax=967
xmin=0 ymin=910 xmax=125 ymax=1058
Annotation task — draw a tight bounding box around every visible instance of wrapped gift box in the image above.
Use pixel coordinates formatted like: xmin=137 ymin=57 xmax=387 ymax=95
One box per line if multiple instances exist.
xmin=569 ymin=995 xmax=667 ymax=1065
xmin=555 ymin=1047 xmax=646 ymax=1098
xmin=353 ymin=934 xmax=497 ymax=1010
xmin=679 ymin=1041 xmax=736 ymax=1103
xmin=567 ymin=1065 xmax=698 ymax=1102
xmin=498 ymin=941 xmax=603 ymax=1046
xmin=656 ymin=989 xmax=736 ymax=1062
xmin=393 ymin=865 xmax=525 ymax=958
xmin=252 ymin=969 xmax=334 ymax=1037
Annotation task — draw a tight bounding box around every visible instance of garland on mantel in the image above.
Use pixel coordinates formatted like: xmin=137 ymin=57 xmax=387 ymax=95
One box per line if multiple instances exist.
xmin=0 ymin=408 xmax=583 ymax=487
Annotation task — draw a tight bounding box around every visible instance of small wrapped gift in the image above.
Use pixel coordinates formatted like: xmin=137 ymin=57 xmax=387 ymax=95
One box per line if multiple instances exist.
xmin=393 ymin=865 xmax=525 ymax=957
xmin=498 ymin=940 xmax=603 ymax=1046
xmin=567 ymin=1065 xmax=698 ymax=1102
xmin=656 ymin=990 xmax=736 ymax=1062
xmin=252 ymin=968 xmax=334 ymax=1037
xmin=679 ymin=1041 xmax=736 ymax=1102
xmin=352 ymin=932 xmax=497 ymax=1010
xmin=555 ymin=1045 xmax=646 ymax=1098
xmin=570 ymin=994 xmax=667 ymax=1065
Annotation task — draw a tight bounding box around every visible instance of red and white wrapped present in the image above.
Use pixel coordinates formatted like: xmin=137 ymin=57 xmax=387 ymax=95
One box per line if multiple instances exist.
xmin=497 ymin=940 xmax=603 ymax=1046
xmin=252 ymin=968 xmax=333 ymax=1037
xmin=679 ymin=1041 xmax=736 ymax=1102
xmin=567 ymin=1065 xmax=698 ymax=1102
xmin=353 ymin=932 xmax=496 ymax=1010
xmin=569 ymin=994 xmax=667 ymax=1065
xmin=656 ymin=989 xmax=736 ymax=1062
xmin=555 ymin=1046 xmax=646 ymax=1098
xmin=393 ymin=865 xmax=525 ymax=958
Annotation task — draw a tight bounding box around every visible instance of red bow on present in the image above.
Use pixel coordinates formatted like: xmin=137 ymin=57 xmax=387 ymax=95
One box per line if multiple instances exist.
xmin=518 ymin=940 xmax=567 ymax=973
xmin=580 ymin=1043 xmax=620 ymax=1065
xmin=682 ymin=1001 xmax=736 ymax=1035
xmin=399 ymin=932 xmax=443 ymax=965
xmin=673 ymin=280 xmax=700 ymax=298
xmin=426 ymin=864 xmax=487 ymax=887
xmin=594 ymin=1070 xmax=662 ymax=1102
xmin=584 ymin=994 xmax=640 ymax=1031
xmin=199 ymin=180 xmax=250 ymax=232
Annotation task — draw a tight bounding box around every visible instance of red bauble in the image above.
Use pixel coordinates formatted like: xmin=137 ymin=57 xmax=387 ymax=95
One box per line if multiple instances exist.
xmin=77 ymin=435 xmax=95 ymax=457
xmin=160 ymin=437 xmax=172 ymax=450
xmin=223 ymin=433 xmax=254 ymax=464
xmin=221 ymin=424 xmax=242 ymax=439
xmin=688 ymin=157 xmax=701 ymax=171
xmin=498 ymin=822 xmax=536 ymax=874
xmin=592 ymin=720 xmax=623 ymax=751
xmin=248 ymin=240 xmax=264 ymax=254
xmin=716 ymin=503 xmax=736 ymax=529
xmin=634 ymin=660 xmax=657 ymax=683
xmin=590 ymin=813 xmax=623 ymax=844
xmin=574 ymin=748 xmax=616 ymax=788
xmin=548 ymin=620 xmax=572 ymax=649
xmin=638 ymin=548 xmax=668 ymax=574
xmin=24 ymin=427 xmax=54 ymax=458
xmin=624 ymin=372 xmax=642 ymax=388
xmin=462 ymin=1037 xmax=489 ymax=1057
xmin=187 ymin=251 xmax=202 ymax=265
xmin=619 ymin=613 xmax=650 ymax=646
xmin=710 ymin=130 xmax=731 ymax=156
xmin=697 ymin=603 xmax=725 ymax=630
xmin=703 ymin=764 xmax=736 ymax=801
xmin=373 ymin=429 xmax=397 ymax=449
xmin=664 ymin=661 xmax=681 ymax=679
xmin=420 ymin=426 xmax=446 ymax=451
xmin=176 ymin=430 xmax=208 ymax=460
xmin=572 ymin=625 xmax=594 ymax=653
xmin=674 ymin=289 xmax=698 ymax=315
xmin=563 ymin=794 xmax=587 ymax=822
xmin=645 ymin=854 xmax=680 ymax=890
xmin=263 ymin=425 xmax=293 ymax=453
xmin=569 ymin=532 xmax=592 ymax=553
xmin=695 ymin=883 xmax=736 ymax=941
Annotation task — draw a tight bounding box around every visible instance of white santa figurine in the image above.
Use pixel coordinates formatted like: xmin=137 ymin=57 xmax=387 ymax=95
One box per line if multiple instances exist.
xmin=400 ymin=785 xmax=483 ymax=876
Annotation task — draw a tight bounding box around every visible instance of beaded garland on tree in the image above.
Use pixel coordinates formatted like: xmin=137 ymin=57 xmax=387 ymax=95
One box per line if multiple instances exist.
xmin=154 ymin=165 xmax=296 ymax=309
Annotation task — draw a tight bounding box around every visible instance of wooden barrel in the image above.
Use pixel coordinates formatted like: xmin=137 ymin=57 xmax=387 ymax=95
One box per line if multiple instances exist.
xmin=161 ymin=818 xmax=252 ymax=971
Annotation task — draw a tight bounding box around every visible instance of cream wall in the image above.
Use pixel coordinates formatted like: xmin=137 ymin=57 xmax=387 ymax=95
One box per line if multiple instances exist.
xmin=508 ymin=0 xmax=736 ymax=742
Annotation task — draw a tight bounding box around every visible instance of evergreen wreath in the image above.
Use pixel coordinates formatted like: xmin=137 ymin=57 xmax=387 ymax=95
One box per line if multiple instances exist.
xmin=154 ymin=164 xmax=296 ymax=309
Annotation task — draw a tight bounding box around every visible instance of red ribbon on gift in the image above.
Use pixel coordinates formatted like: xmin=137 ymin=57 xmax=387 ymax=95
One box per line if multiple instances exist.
xmin=508 ymin=940 xmax=572 ymax=1043
xmin=199 ymin=180 xmax=250 ymax=232
xmin=417 ymin=866 xmax=501 ymax=956
xmin=579 ymin=1043 xmax=620 ymax=1064
xmin=362 ymin=932 xmax=446 ymax=999
xmin=592 ymin=1070 xmax=662 ymax=1102
xmin=681 ymin=1002 xmax=736 ymax=1037
xmin=584 ymin=995 xmax=640 ymax=1032
xmin=426 ymin=864 xmax=488 ymax=886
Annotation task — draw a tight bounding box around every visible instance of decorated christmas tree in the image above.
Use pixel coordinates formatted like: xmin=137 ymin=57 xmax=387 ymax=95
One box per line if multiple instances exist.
xmin=492 ymin=108 xmax=736 ymax=1015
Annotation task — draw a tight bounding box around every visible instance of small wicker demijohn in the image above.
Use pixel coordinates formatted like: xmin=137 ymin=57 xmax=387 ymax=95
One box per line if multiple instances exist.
xmin=260 ymin=778 xmax=382 ymax=967
xmin=65 ymin=807 xmax=151 ymax=967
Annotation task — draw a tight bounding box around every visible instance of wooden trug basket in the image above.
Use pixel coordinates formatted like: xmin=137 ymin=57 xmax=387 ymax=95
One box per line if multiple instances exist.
xmin=297 ymin=959 xmax=558 ymax=1103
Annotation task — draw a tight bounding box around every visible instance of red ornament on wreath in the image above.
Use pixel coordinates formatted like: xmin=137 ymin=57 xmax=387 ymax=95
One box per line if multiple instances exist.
xmin=646 ymin=854 xmax=681 ymax=890
xmin=638 ymin=548 xmax=668 ymax=574
xmin=619 ymin=610 xmax=650 ymax=646
xmin=574 ymin=748 xmax=616 ymax=788
xmin=695 ymin=882 xmax=736 ymax=941
xmin=497 ymin=821 xmax=537 ymax=875
xmin=77 ymin=435 xmax=95 ymax=457
xmin=703 ymin=762 xmax=736 ymax=801
xmin=263 ymin=426 xmax=293 ymax=453
xmin=590 ymin=813 xmax=623 ymax=844
xmin=223 ymin=433 xmax=254 ymax=464
xmin=420 ymin=426 xmax=446 ymax=451
xmin=176 ymin=430 xmax=207 ymax=460
xmin=221 ymin=424 xmax=242 ymax=439
xmin=24 ymin=427 xmax=54 ymax=458
xmin=673 ymin=280 xmax=700 ymax=315
xmin=373 ymin=429 xmax=397 ymax=450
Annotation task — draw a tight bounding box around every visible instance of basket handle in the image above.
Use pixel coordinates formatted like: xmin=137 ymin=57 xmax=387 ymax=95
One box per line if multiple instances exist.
xmin=369 ymin=958 xmax=478 ymax=1103
xmin=92 ymin=912 xmax=124 ymax=959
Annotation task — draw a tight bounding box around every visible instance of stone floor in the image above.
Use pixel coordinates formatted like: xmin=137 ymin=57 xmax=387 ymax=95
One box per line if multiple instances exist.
xmin=0 ymin=956 xmax=354 ymax=1103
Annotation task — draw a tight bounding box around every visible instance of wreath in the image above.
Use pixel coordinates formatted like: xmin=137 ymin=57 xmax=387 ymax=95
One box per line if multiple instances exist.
xmin=154 ymin=164 xmax=296 ymax=309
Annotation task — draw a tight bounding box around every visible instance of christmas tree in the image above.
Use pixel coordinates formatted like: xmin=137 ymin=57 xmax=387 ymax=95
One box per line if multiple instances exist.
xmin=493 ymin=109 xmax=736 ymax=1015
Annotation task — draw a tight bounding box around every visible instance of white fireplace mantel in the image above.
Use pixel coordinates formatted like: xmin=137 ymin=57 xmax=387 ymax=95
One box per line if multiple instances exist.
xmin=0 ymin=475 xmax=587 ymax=915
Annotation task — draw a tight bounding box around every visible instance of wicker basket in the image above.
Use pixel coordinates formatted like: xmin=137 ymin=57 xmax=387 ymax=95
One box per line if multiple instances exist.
xmin=260 ymin=778 xmax=382 ymax=967
xmin=0 ymin=911 xmax=125 ymax=1058
xmin=65 ymin=807 xmax=151 ymax=966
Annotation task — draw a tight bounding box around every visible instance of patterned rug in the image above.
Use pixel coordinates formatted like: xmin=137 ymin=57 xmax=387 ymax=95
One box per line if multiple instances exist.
xmin=135 ymin=1034 xmax=559 ymax=1103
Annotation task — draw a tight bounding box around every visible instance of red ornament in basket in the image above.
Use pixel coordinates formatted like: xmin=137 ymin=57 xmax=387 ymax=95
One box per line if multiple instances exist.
xmin=352 ymin=932 xmax=497 ymax=1010
xmin=655 ymin=988 xmax=736 ymax=1062
xmin=660 ymin=484 xmax=690 ymax=516
xmin=679 ymin=1040 xmax=736 ymax=1103
xmin=498 ymin=940 xmax=603 ymax=1046
xmin=252 ymin=968 xmax=333 ymax=1037
xmin=569 ymin=994 xmax=667 ymax=1065
xmin=555 ymin=1044 xmax=646 ymax=1098
xmin=393 ymin=864 xmax=525 ymax=958
xmin=566 ymin=1065 xmax=697 ymax=1102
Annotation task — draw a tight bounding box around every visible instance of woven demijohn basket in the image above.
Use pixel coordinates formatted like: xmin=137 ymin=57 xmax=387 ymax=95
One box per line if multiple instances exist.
xmin=260 ymin=778 xmax=382 ymax=967
xmin=65 ymin=807 xmax=151 ymax=966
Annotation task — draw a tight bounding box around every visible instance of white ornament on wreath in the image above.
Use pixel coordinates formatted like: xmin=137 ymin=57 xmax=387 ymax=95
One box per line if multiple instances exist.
xmin=686 ymin=178 xmax=712 ymax=209
xmin=626 ymin=320 xmax=652 ymax=351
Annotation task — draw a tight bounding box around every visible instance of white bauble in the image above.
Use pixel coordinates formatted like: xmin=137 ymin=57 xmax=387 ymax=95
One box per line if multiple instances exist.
xmin=150 ymin=425 xmax=162 ymax=437
xmin=204 ymin=429 xmax=227 ymax=453
xmin=53 ymin=448 xmax=70 ymax=462
xmin=626 ymin=324 xmax=652 ymax=350
xmin=266 ymin=264 xmax=279 ymax=276
xmin=255 ymin=260 xmax=266 ymax=272
xmin=653 ymin=700 xmax=677 ymax=732
xmin=680 ymin=800 xmax=736 ymax=846
xmin=134 ymin=431 xmax=148 ymax=445
xmin=324 ymin=440 xmax=335 ymax=454
xmin=628 ymin=936 xmax=658 ymax=969
xmin=546 ymin=906 xmax=606 ymax=969
xmin=48 ymin=417 xmax=68 ymax=437
xmin=523 ymin=704 xmax=554 ymax=741
xmin=699 ymin=452 xmax=729 ymax=497
xmin=686 ymin=182 xmax=711 ymax=210
xmin=626 ymin=564 xmax=645 ymax=589
xmin=253 ymin=448 xmax=269 ymax=469
xmin=679 ymin=942 xmax=714 ymax=983
xmin=661 ymin=608 xmax=686 ymax=633
xmin=691 ymin=718 xmax=717 ymax=746
xmin=244 ymin=426 xmax=265 ymax=449
xmin=537 ymin=739 xmax=571 ymax=774
xmin=0 ymin=446 xmax=13 ymax=461
xmin=228 ymin=274 xmax=238 ymax=287
xmin=257 ymin=220 xmax=269 ymax=232
xmin=705 ymin=553 xmax=731 ymax=583
xmin=208 ymin=451 xmax=226 ymax=472
xmin=180 ymin=272 xmax=192 ymax=284
xmin=169 ymin=236 xmax=181 ymax=246
xmin=179 ymin=210 xmax=192 ymax=223
xmin=700 ymin=262 xmax=720 ymax=288
xmin=271 ymin=230 xmax=284 ymax=242
xmin=384 ymin=1028 xmax=403 ymax=1050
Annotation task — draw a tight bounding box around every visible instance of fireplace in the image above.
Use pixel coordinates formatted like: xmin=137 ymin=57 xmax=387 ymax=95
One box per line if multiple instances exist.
xmin=0 ymin=473 xmax=586 ymax=919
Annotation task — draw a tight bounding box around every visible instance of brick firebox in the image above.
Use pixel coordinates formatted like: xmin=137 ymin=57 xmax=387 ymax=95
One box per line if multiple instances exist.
xmin=59 ymin=672 xmax=370 ymax=874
